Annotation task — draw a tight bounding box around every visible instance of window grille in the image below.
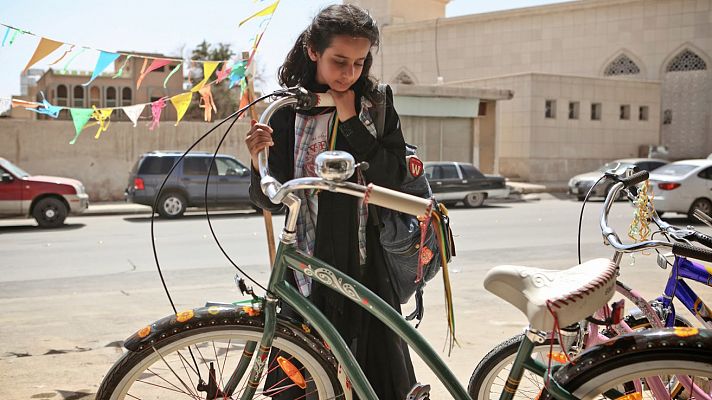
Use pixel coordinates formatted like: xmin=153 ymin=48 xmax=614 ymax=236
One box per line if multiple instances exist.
xmin=604 ymin=54 xmax=641 ymax=76
xmin=666 ymin=49 xmax=707 ymax=72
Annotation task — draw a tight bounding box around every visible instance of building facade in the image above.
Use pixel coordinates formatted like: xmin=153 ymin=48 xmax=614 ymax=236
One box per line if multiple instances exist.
xmin=351 ymin=0 xmax=712 ymax=181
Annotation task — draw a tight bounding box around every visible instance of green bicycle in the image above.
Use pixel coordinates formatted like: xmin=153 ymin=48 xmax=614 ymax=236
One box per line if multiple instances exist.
xmin=96 ymin=89 xmax=712 ymax=400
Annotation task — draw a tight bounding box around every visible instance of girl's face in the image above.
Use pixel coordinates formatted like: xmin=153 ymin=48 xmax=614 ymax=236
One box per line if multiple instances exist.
xmin=308 ymin=35 xmax=371 ymax=92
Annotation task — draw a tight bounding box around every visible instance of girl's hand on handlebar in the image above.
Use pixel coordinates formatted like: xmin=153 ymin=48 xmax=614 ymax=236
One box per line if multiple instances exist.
xmin=245 ymin=119 xmax=274 ymax=169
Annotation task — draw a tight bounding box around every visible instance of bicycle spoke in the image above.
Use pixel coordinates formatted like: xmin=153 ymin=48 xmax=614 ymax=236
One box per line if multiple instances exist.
xmin=152 ymin=347 xmax=201 ymax=399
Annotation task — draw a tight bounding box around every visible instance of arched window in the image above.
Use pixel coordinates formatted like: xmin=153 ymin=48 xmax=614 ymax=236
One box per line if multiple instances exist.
xmin=106 ymin=87 xmax=117 ymax=108
xmin=56 ymin=84 xmax=68 ymax=107
xmin=121 ymin=87 xmax=132 ymax=107
xmin=72 ymin=86 xmax=84 ymax=107
xmin=666 ymin=49 xmax=707 ymax=72
xmin=604 ymin=54 xmax=641 ymax=76
xmin=89 ymin=86 xmax=101 ymax=107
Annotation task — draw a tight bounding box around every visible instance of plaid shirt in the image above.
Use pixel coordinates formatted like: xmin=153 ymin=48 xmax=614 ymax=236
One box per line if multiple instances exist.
xmin=292 ymin=98 xmax=376 ymax=296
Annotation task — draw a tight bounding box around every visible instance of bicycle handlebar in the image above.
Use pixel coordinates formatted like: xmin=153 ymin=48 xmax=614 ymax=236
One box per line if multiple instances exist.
xmin=254 ymin=88 xmax=432 ymax=226
xmin=672 ymin=241 xmax=712 ymax=263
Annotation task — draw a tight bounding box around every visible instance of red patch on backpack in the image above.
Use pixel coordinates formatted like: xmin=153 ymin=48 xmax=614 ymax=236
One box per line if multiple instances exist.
xmin=420 ymin=246 xmax=434 ymax=265
xmin=408 ymin=156 xmax=423 ymax=178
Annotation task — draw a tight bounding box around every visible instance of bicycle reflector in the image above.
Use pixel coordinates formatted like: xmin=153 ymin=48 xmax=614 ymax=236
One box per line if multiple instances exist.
xmin=277 ymin=356 xmax=307 ymax=389
xmin=657 ymin=182 xmax=680 ymax=190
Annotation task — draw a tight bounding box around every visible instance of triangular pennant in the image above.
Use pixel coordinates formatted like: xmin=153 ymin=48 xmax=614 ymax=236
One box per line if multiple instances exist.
xmin=163 ymin=63 xmax=182 ymax=88
xmin=198 ymin=86 xmax=217 ymax=122
xmin=239 ymin=0 xmax=280 ymax=26
xmin=23 ymin=37 xmax=64 ymax=72
xmin=170 ymin=92 xmax=193 ymax=126
xmin=83 ymin=51 xmax=120 ymax=86
xmin=237 ymin=90 xmax=249 ymax=119
xmin=91 ymin=107 xmax=113 ymax=139
xmin=27 ymin=92 xmax=61 ymax=118
xmin=149 ymin=98 xmax=166 ymax=131
xmin=122 ymin=104 xmax=146 ymax=127
xmin=136 ymin=58 xmax=172 ymax=90
xmin=69 ymin=108 xmax=94 ymax=144
xmin=190 ymin=61 xmax=220 ymax=92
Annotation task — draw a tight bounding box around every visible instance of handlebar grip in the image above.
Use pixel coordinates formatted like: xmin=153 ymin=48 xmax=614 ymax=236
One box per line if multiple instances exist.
xmin=672 ymin=242 xmax=712 ymax=263
xmin=366 ymin=184 xmax=432 ymax=217
xmin=692 ymin=231 xmax=712 ymax=250
xmin=618 ymin=170 xmax=649 ymax=188
xmin=312 ymin=92 xmax=335 ymax=108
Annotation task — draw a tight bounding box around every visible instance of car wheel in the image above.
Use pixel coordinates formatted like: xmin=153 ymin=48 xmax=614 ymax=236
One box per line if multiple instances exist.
xmin=688 ymin=198 xmax=712 ymax=221
xmin=157 ymin=192 xmax=187 ymax=218
xmin=32 ymin=197 xmax=68 ymax=228
xmin=464 ymin=192 xmax=486 ymax=208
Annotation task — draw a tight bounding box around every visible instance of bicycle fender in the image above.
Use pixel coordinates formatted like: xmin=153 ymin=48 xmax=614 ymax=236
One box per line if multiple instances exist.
xmin=554 ymin=328 xmax=712 ymax=382
xmin=123 ymin=304 xmax=317 ymax=353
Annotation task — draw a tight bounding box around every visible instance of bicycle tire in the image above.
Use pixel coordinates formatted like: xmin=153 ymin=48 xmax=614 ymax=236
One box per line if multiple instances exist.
xmin=542 ymin=328 xmax=712 ymax=400
xmin=468 ymin=314 xmax=692 ymax=400
xmin=468 ymin=334 xmax=561 ymax=400
xmin=96 ymin=322 xmax=343 ymax=399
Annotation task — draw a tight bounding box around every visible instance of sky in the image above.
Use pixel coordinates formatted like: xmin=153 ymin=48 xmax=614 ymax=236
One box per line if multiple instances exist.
xmin=0 ymin=0 xmax=571 ymax=100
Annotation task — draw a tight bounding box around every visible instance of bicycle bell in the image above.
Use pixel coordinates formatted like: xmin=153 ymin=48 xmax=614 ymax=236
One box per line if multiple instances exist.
xmin=315 ymin=151 xmax=355 ymax=182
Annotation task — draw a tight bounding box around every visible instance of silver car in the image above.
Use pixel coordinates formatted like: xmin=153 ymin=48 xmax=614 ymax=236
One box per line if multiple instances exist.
xmin=648 ymin=159 xmax=712 ymax=220
xmin=568 ymin=158 xmax=668 ymax=201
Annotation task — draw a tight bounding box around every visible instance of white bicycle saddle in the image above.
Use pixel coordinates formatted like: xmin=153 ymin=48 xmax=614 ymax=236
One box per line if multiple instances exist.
xmin=483 ymin=258 xmax=618 ymax=331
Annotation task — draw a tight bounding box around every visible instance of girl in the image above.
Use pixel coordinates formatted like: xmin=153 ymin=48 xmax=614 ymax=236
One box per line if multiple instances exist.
xmin=246 ymin=4 xmax=416 ymax=398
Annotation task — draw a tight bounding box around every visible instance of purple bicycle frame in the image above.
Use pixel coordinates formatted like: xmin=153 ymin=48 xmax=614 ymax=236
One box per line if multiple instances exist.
xmin=658 ymin=256 xmax=712 ymax=328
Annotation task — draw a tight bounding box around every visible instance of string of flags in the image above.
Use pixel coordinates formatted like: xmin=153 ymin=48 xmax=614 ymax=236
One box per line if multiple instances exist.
xmin=0 ymin=0 xmax=280 ymax=144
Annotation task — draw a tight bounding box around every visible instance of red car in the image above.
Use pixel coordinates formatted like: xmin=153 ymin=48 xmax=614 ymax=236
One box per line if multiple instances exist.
xmin=0 ymin=157 xmax=89 ymax=227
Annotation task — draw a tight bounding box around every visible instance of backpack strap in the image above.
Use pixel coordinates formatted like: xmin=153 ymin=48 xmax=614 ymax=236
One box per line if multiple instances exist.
xmin=374 ymin=83 xmax=387 ymax=139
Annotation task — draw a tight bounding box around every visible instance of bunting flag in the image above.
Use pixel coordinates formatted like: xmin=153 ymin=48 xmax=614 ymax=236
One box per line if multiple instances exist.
xmin=83 ymin=51 xmax=120 ymax=86
xmin=215 ymin=62 xmax=231 ymax=83
xmin=198 ymin=86 xmax=217 ymax=122
xmin=1 ymin=27 xmax=11 ymax=46
xmin=23 ymin=37 xmax=63 ymax=72
xmin=229 ymin=61 xmax=246 ymax=89
xmin=148 ymin=98 xmax=166 ymax=131
xmin=90 ymin=106 xmax=113 ymax=138
xmin=61 ymin=46 xmax=87 ymax=74
xmin=190 ymin=61 xmax=220 ymax=92
xmin=26 ymin=92 xmax=61 ymax=118
xmin=69 ymin=108 xmax=93 ymax=144
xmin=237 ymin=90 xmax=249 ymax=119
xmin=11 ymin=99 xmax=40 ymax=109
xmin=113 ymin=55 xmax=132 ymax=78
xmin=48 ymin=44 xmax=75 ymax=65
xmin=163 ymin=62 xmax=182 ymax=88
xmin=170 ymin=92 xmax=193 ymax=126
xmin=122 ymin=104 xmax=146 ymax=127
xmin=239 ymin=0 xmax=280 ymax=26
xmin=135 ymin=58 xmax=173 ymax=90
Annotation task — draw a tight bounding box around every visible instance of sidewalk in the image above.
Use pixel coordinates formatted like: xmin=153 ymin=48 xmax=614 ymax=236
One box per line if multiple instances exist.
xmin=82 ymin=181 xmax=569 ymax=216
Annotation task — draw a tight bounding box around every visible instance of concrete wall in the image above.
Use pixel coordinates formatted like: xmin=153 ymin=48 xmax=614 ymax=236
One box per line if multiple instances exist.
xmin=0 ymin=119 xmax=252 ymax=201
xmin=458 ymin=73 xmax=661 ymax=181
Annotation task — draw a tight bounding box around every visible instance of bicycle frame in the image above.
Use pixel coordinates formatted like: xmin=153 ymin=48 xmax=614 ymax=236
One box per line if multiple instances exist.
xmin=659 ymin=256 xmax=712 ymax=328
xmin=240 ymin=240 xmax=472 ymax=399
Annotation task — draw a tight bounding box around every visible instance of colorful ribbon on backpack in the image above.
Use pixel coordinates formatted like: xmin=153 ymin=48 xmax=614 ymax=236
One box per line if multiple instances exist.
xmin=431 ymin=204 xmax=459 ymax=355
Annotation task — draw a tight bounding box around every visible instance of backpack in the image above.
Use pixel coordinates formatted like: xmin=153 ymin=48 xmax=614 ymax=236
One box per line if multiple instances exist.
xmin=369 ymin=84 xmax=456 ymax=325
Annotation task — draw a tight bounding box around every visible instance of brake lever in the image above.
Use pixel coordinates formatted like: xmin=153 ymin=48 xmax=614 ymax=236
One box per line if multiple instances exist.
xmin=693 ymin=209 xmax=712 ymax=229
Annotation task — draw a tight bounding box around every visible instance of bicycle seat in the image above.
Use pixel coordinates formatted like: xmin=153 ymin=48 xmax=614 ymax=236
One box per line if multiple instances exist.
xmin=484 ymin=258 xmax=618 ymax=331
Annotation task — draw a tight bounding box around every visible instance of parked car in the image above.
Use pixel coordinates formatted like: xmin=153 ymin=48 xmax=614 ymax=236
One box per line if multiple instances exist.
xmin=568 ymin=158 xmax=668 ymax=201
xmin=126 ymin=151 xmax=253 ymax=218
xmin=423 ymin=161 xmax=509 ymax=208
xmin=648 ymin=159 xmax=712 ymax=220
xmin=0 ymin=157 xmax=89 ymax=227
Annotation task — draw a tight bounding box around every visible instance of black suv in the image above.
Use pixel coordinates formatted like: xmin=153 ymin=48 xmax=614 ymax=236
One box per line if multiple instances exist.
xmin=126 ymin=151 xmax=253 ymax=218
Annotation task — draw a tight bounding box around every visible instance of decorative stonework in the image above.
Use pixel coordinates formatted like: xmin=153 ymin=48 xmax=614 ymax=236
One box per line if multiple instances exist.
xmin=604 ymin=55 xmax=641 ymax=76
xmin=666 ymin=50 xmax=707 ymax=72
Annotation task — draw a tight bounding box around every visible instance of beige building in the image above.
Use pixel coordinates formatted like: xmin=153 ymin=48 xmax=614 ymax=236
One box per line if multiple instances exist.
xmin=350 ymin=0 xmax=712 ymax=181
xmin=13 ymin=52 xmax=183 ymax=121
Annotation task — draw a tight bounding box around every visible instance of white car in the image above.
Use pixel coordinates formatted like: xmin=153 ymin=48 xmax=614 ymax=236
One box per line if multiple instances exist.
xmin=648 ymin=159 xmax=712 ymax=219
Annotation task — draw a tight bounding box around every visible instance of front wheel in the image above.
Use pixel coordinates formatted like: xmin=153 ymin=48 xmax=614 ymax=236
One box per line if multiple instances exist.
xmin=32 ymin=197 xmax=68 ymax=228
xmin=96 ymin=323 xmax=342 ymax=399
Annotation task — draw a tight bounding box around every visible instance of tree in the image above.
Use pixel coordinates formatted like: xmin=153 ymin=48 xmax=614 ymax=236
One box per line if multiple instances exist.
xmin=186 ymin=40 xmax=240 ymax=121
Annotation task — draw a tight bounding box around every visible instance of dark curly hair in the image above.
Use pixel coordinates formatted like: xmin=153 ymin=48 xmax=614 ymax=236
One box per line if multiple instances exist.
xmin=278 ymin=4 xmax=382 ymax=103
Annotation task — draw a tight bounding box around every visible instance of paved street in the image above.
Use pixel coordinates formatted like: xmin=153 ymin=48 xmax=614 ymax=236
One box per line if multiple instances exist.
xmin=1 ymin=197 xmax=711 ymax=399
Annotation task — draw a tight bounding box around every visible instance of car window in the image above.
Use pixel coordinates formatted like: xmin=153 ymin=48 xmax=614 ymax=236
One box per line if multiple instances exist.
xmin=697 ymin=166 xmax=712 ymax=180
xmin=599 ymin=162 xmax=634 ymax=173
xmin=424 ymin=166 xmax=434 ymax=180
xmin=459 ymin=164 xmax=485 ymax=179
xmin=183 ymin=157 xmax=217 ymax=176
xmin=651 ymin=164 xmax=697 ymax=176
xmin=216 ymin=157 xmax=248 ymax=176
xmin=0 ymin=159 xmax=30 ymax=177
xmin=648 ymin=161 xmax=667 ymax=170
xmin=138 ymin=156 xmax=177 ymax=175
xmin=434 ymin=164 xmax=460 ymax=179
